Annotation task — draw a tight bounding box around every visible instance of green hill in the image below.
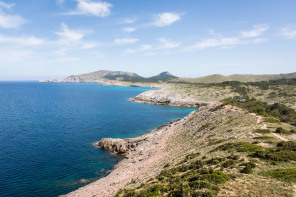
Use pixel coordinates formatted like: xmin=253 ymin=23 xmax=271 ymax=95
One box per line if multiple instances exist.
xmin=173 ymin=72 xmax=296 ymax=84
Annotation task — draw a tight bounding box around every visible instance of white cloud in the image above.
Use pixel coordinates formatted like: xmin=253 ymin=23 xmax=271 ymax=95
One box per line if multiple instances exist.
xmin=114 ymin=38 xmax=139 ymax=45
xmin=191 ymin=37 xmax=240 ymax=50
xmin=125 ymin=38 xmax=180 ymax=55
xmin=122 ymin=27 xmax=137 ymax=33
xmin=138 ymin=44 xmax=152 ymax=51
xmin=0 ymin=9 xmax=27 ymax=29
xmin=120 ymin=17 xmax=137 ymax=24
xmin=241 ymin=24 xmax=269 ymax=38
xmin=157 ymin=38 xmax=180 ymax=49
xmin=0 ymin=35 xmax=44 ymax=46
xmin=55 ymin=23 xmax=85 ymax=42
xmin=153 ymin=12 xmax=181 ymax=27
xmin=0 ymin=1 xmax=15 ymax=9
xmin=66 ymin=0 xmax=112 ymax=17
xmin=281 ymin=28 xmax=296 ymax=39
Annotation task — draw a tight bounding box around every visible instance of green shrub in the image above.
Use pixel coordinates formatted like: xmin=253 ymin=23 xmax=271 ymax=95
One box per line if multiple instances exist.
xmin=252 ymin=142 xmax=296 ymax=161
xmin=260 ymin=168 xmax=296 ymax=183
xmin=253 ymin=136 xmax=275 ymax=140
xmin=186 ymin=153 xmax=200 ymax=160
xmin=213 ymin=142 xmax=263 ymax=153
xmin=221 ymin=97 xmax=296 ymax=125
xmin=277 ymin=141 xmax=296 ymax=151
xmin=254 ymin=129 xmax=271 ymax=134
xmin=240 ymin=162 xmax=256 ymax=174
xmin=222 ymin=159 xmax=237 ymax=168
xmin=264 ymin=117 xmax=280 ymax=123
xmin=275 ymin=127 xmax=285 ymax=133
xmin=200 ymin=171 xmax=231 ymax=184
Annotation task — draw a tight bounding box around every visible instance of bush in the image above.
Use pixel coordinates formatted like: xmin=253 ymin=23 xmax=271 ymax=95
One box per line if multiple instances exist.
xmin=213 ymin=142 xmax=263 ymax=153
xmin=200 ymin=171 xmax=231 ymax=184
xmin=254 ymin=129 xmax=271 ymax=134
xmin=260 ymin=168 xmax=296 ymax=183
xmin=252 ymin=142 xmax=296 ymax=161
xmin=253 ymin=136 xmax=275 ymax=140
xmin=240 ymin=162 xmax=256 ymax=174
xmin=221 ymin=97 xmax=296 ymax=125
xmin=222 ymin=159 xmax=237 ymax=168
xmin=275 ymin=127 xmax=285 ymax=133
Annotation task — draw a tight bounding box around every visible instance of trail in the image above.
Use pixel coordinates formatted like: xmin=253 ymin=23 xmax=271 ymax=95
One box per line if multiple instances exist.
xmin=255 ymin=114 xmax=288 ymax=141
xmin=272 ymin=133 xmax=289 ymax=142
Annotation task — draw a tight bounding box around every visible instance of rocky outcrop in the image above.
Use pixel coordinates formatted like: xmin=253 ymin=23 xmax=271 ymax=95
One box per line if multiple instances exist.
xmin=96 ymin=138 xmax=137 ymax=154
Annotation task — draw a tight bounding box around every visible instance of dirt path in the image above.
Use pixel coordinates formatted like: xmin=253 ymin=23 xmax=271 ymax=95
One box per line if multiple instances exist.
xmin=253 ymin=114 xmax=288 ymax=141
xmin=272 ymin=133 xmax=289 ymax=142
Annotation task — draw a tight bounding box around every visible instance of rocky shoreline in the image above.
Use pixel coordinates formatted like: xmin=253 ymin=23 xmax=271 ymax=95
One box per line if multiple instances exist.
xmin=62 ymin=108 xmax=200 ymax=197
xmin=60 ymin=83 xmax=220 ymax=197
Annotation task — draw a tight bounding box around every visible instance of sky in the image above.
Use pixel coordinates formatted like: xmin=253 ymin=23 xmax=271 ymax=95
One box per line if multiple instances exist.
xmin=0 ymin=0 xmax=296 ymax=80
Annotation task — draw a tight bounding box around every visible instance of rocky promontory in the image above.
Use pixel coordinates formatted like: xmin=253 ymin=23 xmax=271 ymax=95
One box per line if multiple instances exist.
xmin=129 ymin=89 xmax=215 ymax=107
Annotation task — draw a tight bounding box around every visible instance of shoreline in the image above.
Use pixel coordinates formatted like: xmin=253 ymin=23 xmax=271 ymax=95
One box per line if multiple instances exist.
xmin=61 ymin=107 xmax=202 ymax=197
xmin=60 ymin=82 xmax=216 ymax=197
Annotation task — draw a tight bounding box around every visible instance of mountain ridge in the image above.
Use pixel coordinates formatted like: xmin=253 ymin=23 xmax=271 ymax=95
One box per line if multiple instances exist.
xmin=40 ymin=70 xmax=296 ymax=84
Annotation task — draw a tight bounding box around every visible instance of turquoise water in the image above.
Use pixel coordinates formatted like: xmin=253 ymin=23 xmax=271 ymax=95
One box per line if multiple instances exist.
xmin=0 ymin=82 xmax=195 ymax=197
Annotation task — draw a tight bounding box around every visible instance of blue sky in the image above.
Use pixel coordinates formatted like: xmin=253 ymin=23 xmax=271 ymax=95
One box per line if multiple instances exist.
xmin=0 ymin=0 xmax=296 ymax=80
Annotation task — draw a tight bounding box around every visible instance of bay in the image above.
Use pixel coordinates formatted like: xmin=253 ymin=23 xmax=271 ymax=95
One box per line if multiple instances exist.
xmin=0 ymin=82 xmax=195 ymax=197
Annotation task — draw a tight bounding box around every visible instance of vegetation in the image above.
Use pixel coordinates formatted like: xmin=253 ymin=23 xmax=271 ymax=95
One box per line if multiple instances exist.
xmin=220 ymin=96 xmax=296 ymax=125
xmin=116 ymin=157 xmax=232 ymax=197
xmin=252 ymin=141 xmax=296 ymax=162
xmin=260 ymin=168 xmax=296 ymax=183
xmin=212 ymin=142 xmax=263 ymax=153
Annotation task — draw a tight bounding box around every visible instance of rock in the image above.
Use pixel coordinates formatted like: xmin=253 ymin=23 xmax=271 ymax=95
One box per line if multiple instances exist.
xmin=97 ymin=138 xmax=140 ymax=154
xmin=98 ymin=138 xmax=129 ymax=154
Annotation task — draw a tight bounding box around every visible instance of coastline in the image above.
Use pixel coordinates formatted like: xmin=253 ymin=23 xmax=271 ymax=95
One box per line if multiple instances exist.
xmin=62 ymin=107 xmax=201 ymax=197
xmin=60 ymin=82 xmax=216 ymax=197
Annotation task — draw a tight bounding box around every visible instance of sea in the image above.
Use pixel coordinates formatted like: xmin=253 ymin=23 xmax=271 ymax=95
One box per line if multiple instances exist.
xmin=0 ymin=82 xmax=195 ymax=197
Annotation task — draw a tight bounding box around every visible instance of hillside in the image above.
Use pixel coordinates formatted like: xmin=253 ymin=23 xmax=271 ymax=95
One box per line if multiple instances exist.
xmin=64 ymin=103 xmax=296 ymax=197
xmin=40 ymin=70 xmax=179 ymax=83
xmin=173 ymin=72 xmax=296 ymax=84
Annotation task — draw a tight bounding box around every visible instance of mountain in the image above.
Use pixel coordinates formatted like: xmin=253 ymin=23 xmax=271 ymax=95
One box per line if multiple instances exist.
xmin=40 ymin=70 xmax=296 ymax=84
xmin=149 ymin=71 xmax=178 ymax=80
xmin=40 ymin=70 xmax=141 ymax=83
xmin=173 ymin=72 xmax=296 ymax=84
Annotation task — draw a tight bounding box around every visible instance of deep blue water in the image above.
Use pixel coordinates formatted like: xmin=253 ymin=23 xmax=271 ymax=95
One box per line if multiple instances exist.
xmin=0 ymin=82 xmax=195 ymax=197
